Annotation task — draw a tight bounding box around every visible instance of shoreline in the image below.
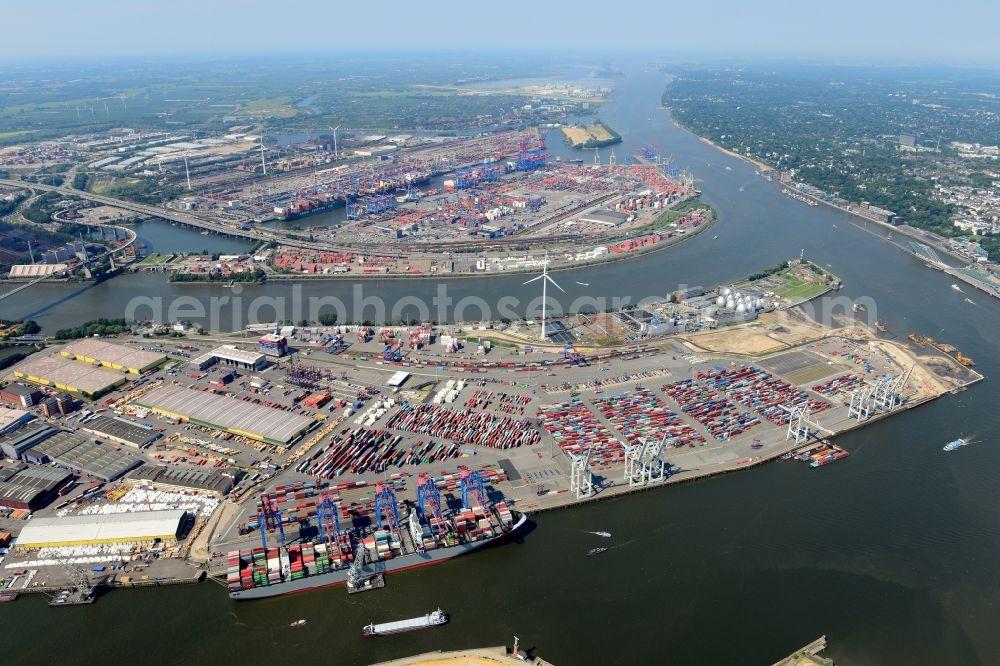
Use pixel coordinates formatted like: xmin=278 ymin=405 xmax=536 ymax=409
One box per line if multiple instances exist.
xmin=163 ymin=208 xmax=717 ymax=284
xmin=663 ymin=107 xmax=1000 ymax=303
xmin=513 ymin=338 xmax=983 ymax=516
xmin=0 ymin=208 xmax=715 ymax=290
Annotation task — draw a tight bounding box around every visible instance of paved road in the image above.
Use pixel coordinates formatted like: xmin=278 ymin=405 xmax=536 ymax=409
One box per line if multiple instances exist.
xmin=0 ymin=178 xmax=337 ymax=252
xmin=0 ymin=218 xmax=138 ymax=302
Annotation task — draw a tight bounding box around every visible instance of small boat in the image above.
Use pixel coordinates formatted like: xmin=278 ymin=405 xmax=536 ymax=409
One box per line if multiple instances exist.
xmin=587 ymin=531 xmax=612 ymax=538
xmin=587 ymin=547 xmax=608 ymax=556
xmin=290 ymin=619 xmax=307 ymax=628
xmin=951 ymin=284 xmax=963 ymax=292
xmin=964 ymin=297 xmax=976 ymax=305
xmin=576 ymin=281 xmax=589 ymax=286
xmin=943 ymin=438 xmax=968 ymax=452
xmin=725 ymin=166 xmax=732 ymax=171
xmin=852 ymin=303 xmax=866 ymax=312
xmin=876 ymin=321 xmax=888 ymax=333
xmin=363 ymin=609 xmax=448 ymax=636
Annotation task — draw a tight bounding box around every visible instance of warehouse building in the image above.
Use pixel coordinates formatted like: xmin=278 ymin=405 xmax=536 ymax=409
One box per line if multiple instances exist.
xmin=129 ymin=466 xmax=238 ymax=496
xmin=14 ymin=509 xmax=188 ymax=549
xmin=80 ymin=414 xmax=161 ymax=449
xmin=0 ymin=383 xmax=41 ymax=408
xmin=25 ymin=431 xmax=143 ymax=481
xmin=60 ymin=339 xmax=166 ymax=374
xmin=0 ymin=462 xmax=73 ymax=511
xmin=0 ymin=422 xmax=57 ymax=460
xmin=0 ymin=406 xmax=33 ymax=437
xmin=190 ymin=345 xmax=267 ymax=372
xmin=11 ymin=356 xmax=128 ymax=399
xmin=136 ymin=385 xmax=314 ymax=446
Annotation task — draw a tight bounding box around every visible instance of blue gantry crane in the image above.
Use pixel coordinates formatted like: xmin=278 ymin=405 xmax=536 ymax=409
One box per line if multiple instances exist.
xmin=374 ymin=481 xmax=400 ymax=532
xmin=257 ymin=492 xmax=286 ymax=551
xmin=416 ymin=473 xmax=443 ymax=522
xmin=460 ymin=468 xmax=488 ymax=510
xmin=316 ymin=493 xmax=341 ymax=545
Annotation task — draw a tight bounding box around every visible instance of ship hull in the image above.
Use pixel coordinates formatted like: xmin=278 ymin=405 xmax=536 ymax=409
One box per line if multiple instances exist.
xmin=229 ymin=513 xmax=526 ymax=600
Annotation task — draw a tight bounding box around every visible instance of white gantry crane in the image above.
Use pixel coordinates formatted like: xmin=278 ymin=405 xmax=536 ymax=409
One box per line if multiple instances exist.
xmin=782 ymin=405 xmax=829 ymax=444
xmin=847 ymin=368 xmax=913 ymax=422
xmin=569 ymin=447 xmax=594 ymax=499
xmin=623 ymin=433 xmax=670 ymax=488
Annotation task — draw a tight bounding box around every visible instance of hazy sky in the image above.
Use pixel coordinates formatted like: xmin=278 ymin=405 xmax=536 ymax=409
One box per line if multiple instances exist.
xmin=3 ymin=0 xmax=998 ymax=64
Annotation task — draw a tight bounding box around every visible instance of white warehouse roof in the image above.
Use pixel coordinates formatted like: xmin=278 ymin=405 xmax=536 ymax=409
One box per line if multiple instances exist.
xmin=15 ymin=509 xmax=187 ymax=548
xmin=386 ymin=371 xmax=410 ymax=387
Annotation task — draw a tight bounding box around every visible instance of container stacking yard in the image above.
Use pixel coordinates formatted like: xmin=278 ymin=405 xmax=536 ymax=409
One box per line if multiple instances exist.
xmin=136 ymin=385 xmax=315 ymax=446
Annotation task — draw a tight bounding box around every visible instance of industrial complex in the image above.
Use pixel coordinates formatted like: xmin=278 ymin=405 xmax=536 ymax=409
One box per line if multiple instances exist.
xmin=0 ymin=261 xmax=983 ymax=605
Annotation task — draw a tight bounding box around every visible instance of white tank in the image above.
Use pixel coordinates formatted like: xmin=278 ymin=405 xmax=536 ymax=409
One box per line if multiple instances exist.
xmin=726 ymin=298 xmax=735 ymax=309
xmin=736 ymin=303 xmax=746 ymax=313
xmin=723 ymin=288 xmax=731 ymax=296
xmin=716 ymin=296 xmax=725 ymax=306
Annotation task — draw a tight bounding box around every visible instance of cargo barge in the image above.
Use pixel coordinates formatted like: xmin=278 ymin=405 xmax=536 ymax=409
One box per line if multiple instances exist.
xmin=364 ymin=608 xmax=448 ymax=636
xmin=227 ymin=500 xmax=525 ymax=600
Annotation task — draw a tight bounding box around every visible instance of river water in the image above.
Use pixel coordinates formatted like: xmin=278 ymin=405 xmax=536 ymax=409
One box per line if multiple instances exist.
xmin=2 ymin=65 xmax=1000 ymax=665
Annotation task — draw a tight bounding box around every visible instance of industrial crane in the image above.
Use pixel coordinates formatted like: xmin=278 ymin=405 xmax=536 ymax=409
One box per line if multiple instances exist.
xmin=316 ymin=493 xmax=341 ymax=546
xmin=416 ymin=473 xmax=443 ymax=523
xmin=373 ymin=481 xmax=400 ymax=532
xmin=257 ymin=492 xmax=286 ymax=551
xmin=459 ymin=468 xmax=489 ymax=510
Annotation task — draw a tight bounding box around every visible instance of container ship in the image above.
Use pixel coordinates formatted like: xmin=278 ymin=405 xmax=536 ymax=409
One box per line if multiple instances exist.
xmin=273 ymin=195 xmax=341 ymax=222
xmin=227 ymin=477 xmax=525 ymax=600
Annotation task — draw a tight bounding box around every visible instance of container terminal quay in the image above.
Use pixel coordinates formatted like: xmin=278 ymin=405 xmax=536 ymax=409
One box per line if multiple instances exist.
xmin=0 ymin=129 xmax=716 ymax=292
xmin=0 ymin=263 xmax=982 ymax=603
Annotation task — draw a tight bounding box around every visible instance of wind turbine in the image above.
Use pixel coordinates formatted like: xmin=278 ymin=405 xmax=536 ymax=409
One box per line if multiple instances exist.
xmin=120 ymin=94 xmax=127 ymax=112
xmin=183 ymin=152 xmax=192 ymax=190
xmin=259 ymin=131 xmax=268 ymax=176
xmin=523 ymin=250 xmax=564 ymax=342
xmin=329 ymin=126 xmax=340 ymax=159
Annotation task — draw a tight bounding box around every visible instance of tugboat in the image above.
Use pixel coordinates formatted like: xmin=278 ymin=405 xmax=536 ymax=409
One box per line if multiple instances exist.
xmin=587 ymin=547 xmax=608 ymax=556
xmin=290 ymin=619 xmax=307 ymax=628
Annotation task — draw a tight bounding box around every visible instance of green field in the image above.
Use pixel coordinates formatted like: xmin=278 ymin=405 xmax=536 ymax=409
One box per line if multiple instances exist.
xmin=772 ymin=274 xmax=829 ymax=300
xmin=136 ymin=253 xmax=172 ymax=266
